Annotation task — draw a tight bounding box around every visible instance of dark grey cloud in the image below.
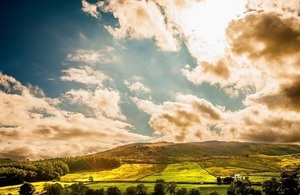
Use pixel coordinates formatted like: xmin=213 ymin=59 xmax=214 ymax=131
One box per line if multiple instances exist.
xmin=227 ymin=12 xmax=300 ymax=64
xmin=240 ymin=117 xmax=300 ymax=143
xmin=252 ymin=77 xmax=300 ymax=111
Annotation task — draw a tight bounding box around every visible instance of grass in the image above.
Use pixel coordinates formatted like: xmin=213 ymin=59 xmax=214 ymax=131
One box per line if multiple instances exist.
xmin=139 ymin=162 xmax=216 ymax=182
xmin=61 ymin=164 xmax=165 ymax=182
xmin=247 ymin=172 xmax=281 ymax=183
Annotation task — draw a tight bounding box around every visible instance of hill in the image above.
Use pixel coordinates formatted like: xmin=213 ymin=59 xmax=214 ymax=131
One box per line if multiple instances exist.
xmin=93 ymin=141 xmax=300 ymax=163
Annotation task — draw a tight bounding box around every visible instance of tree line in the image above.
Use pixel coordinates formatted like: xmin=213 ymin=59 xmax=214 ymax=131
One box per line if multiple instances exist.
xmin=0 ymin=160 xmax=69 ymax=186
xmin=15 ymin=180 xmax=217 ymax=195
xmin=61 ymin=156 xmax=121 ymax=171
xmin=0 ymin=156 xmax=121 ymax=186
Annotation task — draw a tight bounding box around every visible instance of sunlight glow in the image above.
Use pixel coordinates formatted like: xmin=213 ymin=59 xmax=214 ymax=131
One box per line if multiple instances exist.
xmin=180 ymin=0 xmax=247 ymax=62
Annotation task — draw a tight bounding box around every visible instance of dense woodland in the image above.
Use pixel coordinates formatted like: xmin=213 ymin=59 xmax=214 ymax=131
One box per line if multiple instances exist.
xmin=0 ymin=156 xmax=121 ymax=186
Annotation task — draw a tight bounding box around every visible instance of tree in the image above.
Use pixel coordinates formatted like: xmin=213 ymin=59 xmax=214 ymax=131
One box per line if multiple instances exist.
xmin=107 ymin=186 xmax=121 ymax=195
xmin=227 ymin=179 xmax=261 ymax=195
xmin=85 ymin=188 xmax=105 ymax=195
xmin=94 ymin=189 xmax=105 ymax=195
xmin=217 ymin=177 xmax=222 ymax=185
xmin=223 ymin=177 xmax=234 ymax=184
xmin=126 ymin=186 xmax=137 ymax=195
xmin=136 ymin=184 xmax=147 ymax=195
xmin=43 ymin=183 xmax=63 ymax=195
xmin=188 ymin=189 xmax=201 ymax=195
xmin=176 ymin=188 xmax=188 ymax=195
xmin=280 ymin=172 xmax=299 ymax=195
xmin=19 ymin=182 xmax=35 ymax=195
xmin=209 ymin=191 xmax=220 ymax=195
xmin=89 ymin=176 xmax=94 ymax=182
xmin=154 ymin=179 xmax=166 ymax=195
xmin=69 ymin=182 xmax=89 ymax=195
xmin=167 ymin=182 xmax=177 ymax=195
xmin=262 ymin=177 xmax=281 ymax=195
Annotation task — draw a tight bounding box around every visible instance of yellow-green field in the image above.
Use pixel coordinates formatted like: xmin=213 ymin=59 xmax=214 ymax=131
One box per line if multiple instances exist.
xmin=60 ymin=162 xmax=215 ymax=183
xmin=139 ymin=162 xmax=216 ymax=182
xmin=61 ymin=164 xmax=165 ymax=182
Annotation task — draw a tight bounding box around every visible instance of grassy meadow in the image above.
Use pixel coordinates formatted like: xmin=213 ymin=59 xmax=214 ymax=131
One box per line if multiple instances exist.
xmin=139 ymin=162 xmax=216 ymax=182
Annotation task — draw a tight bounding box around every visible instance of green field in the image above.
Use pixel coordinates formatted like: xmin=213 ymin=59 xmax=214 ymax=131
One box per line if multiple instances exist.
xmin=61 ymin=164 xmax=165 ymax=182
xmin=140 ymin=162 xmax=216 ymax=182
xmin=60 ymin=162 xmax=216 ymax=183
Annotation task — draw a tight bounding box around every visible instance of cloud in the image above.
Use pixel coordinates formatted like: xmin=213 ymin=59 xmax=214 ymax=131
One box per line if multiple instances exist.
xmin=0 ymin=72 xmax=150 ymax=160
xmin=82 ymin=0 xmax=99 ymax=18
xmin=181 ymin=57 xmax=259 ymax=97
xmin=133 ymin=94 xmax=224 ymax=142
xmin=225 ymin=12 xmax=300 ymax=108
xmin=247 ymin=77 xmax=300 ymax=112
xmin=67 ymin=47 xmax=119 ymax=65
xmin=124 ymin=76 xmax=150 ymax=95
xmin=227 ymin=13 xmax=300 ymax=70
xmin=64 ymin=88 xmax=126 ymax=120
xmin=245 ymin=0 xmax=300 ymax=16
xmin=170 ymin=0 xmax=247 ymax=62
xmin=216 ymin=102 xmax=300 ymax=144
xmin=61 ymin=65 xmax=112 ymax=87
xmin=96 ymin=0 xmax=180 ymax=51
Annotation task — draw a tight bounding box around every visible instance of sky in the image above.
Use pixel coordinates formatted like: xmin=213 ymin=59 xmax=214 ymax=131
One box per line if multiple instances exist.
xmin=0 ymin=0 xmax=300 ymax=160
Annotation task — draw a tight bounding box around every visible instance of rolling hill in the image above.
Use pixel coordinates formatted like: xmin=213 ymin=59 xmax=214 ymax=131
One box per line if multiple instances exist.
xmin=93 ymin=141 xmax=300 ymax=163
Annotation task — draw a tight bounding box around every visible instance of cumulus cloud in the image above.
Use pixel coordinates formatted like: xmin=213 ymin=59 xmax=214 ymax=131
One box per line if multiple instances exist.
xmin=181 ymin=57 xmax=259 ymax=97
xmin=61 ymin=65 xmax=112 ymax=87
xmin=64 ymin=88 xmax=126 ymax=120
xmin=97 ymin=0 xmax=180 ymax=51
xmin=226 ymin=12 xmax=300 ymax=107
xmin=133 ymin=90 xmax=300 ymax=144
xmin=246 ymin=77 xmax=300 ymax=112
xmin=218 ymin=103 xmax=300 ymax=144
xmin=67 ymin=47 xmax=119 ymax=65
xmin=133 ymin=94 xmax=224 ymax=142
xmin=82 ymin=0 xmax=99 ymax=18
xmin=124 ymin=76 xmax=150 ymax=95
xmin=227 ymin=13 xmax=300 ymax=71
xmin=0 ymin=72 xmax=149 ymax=160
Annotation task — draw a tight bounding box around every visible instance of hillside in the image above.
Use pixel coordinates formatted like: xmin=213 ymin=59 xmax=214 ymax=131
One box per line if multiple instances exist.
xmin=92 ymin=141 xmax=300 ymax=163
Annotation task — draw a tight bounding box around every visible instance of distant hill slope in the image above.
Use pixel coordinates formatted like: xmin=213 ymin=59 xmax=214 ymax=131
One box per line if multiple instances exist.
xmin=93 ymin=141 xmax=300 ymax=163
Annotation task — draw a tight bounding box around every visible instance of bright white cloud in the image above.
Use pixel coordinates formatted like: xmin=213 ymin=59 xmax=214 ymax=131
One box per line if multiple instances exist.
xmin=98 ymin=0 xmax=180 ymax=51
xmin=61 ymin=65 xmax=112 ymax=87
xmin=124 ymin=76 xmax=150 ymax=95
xmin=82 ymin=0 xmax=99 ymax=18
xmin=64 ymin=88 xmax=126 ymax=120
